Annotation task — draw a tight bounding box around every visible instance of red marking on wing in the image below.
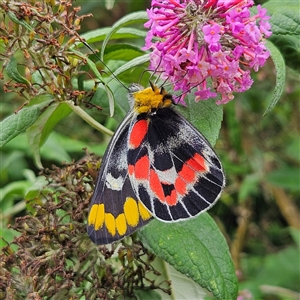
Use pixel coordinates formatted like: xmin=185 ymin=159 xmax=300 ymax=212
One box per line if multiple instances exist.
xmin=150 ymin=169 xmax=165 ymax=202
xmin=165 ymin=189 xmax=177 ymax=205
xmin=173 ymin=153 xmax=207 ymax=198
xmin=149 ymin=171 xmax=178 ymax=206
xmin=189 ymin=153 xmax=207 ymax=172
xmin=134 ymin=155 xmax=150 ymax=180
xmin=174 ymin=177 xmax=187 ymax=195
xmin=178 ymin=163 xmax=196 ymax=183
xmin=178 ymin=153 xmax=207 ymax=183
xmin=128 ymin=164 xmax=134 ymax=175
xmin=129 ymin=120 xmax=148 ymax=149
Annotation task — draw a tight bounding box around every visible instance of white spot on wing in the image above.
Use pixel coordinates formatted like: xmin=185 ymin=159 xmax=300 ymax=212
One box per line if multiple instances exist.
xmin=155 ymin=167 xmax=178 ymax=183
xmin=106 ymin=173 xmax=124 ymax=191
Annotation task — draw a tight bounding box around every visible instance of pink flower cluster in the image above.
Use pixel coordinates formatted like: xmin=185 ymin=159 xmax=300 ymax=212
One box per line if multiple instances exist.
xmin=144 ymin=0 xmax=272 ymax=104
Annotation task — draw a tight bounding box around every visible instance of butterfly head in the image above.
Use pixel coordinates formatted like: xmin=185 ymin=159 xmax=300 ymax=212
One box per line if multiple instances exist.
xmin=128 ymin=82 xmax=173 ymax=115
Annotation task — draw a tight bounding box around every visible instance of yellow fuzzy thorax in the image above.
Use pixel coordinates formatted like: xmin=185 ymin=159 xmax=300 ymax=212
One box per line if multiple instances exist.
xmin=133 ymin=84 xmax=173 ymax=114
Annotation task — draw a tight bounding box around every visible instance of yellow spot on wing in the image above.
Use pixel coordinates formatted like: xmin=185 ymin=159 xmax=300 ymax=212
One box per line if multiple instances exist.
xmin=116 ymin=213 xmax=127 ymax=235
xmin=88 ymin=204 xmax=105 ymax=230
xmin=138 ymin=201 xmax=152 ymax=220
xmin=124 ymin=197 xmax=139 ymax=227
xmin=105 ymin=213 xmax=116 ymax=236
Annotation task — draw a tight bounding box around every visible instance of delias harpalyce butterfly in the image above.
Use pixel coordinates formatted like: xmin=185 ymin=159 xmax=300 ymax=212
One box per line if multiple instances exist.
xmin=87 ymin=81 xmax=225 ymax=245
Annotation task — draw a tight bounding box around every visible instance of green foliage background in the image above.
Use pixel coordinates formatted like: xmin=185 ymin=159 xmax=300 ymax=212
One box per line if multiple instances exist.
xmin=0 ymin=0 xmax=299 ymax=299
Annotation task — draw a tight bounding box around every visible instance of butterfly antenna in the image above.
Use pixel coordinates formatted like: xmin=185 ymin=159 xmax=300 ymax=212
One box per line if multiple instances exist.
xmin=82 ymin=41 xmax=128 ymax=91
xmin=149 ymin=55 xmax=164 ymax=84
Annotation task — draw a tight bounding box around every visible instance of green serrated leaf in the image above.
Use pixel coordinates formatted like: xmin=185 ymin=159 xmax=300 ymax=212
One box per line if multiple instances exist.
xmin=264 ymin=0 xmax=300 ymax=72
xmin=263 ymin=40 xmax=286 ymax=115
xmin=139 ymin=214 xmax=238 ymax=300
xmin=101 ymin=11 xmax=148 ymax=59
xmin=0 ymin=101 xmax=51 ymax=148
xmin=6 ymin=56 xmax=30 ymax=85
xmin=176 ymin=97 xmax=223 ymax=146
xmin=270 ymin=34 xmax=300 ymax=73
xmin=27 ymin=103 xmax=72 ymax=168
xmin=264 ymin=0 xmax=300 ymax=36
xmin=7 ymin=11 xmax=34 ymax=32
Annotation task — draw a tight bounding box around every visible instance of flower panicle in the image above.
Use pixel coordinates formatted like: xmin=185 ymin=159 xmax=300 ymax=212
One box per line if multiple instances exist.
xmin=144 ymin=0 xmax=272 ymax=104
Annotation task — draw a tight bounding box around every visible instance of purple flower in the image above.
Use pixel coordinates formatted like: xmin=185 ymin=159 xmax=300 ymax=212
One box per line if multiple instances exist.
xmin=144 ymin=0 xmax=272 ymax=105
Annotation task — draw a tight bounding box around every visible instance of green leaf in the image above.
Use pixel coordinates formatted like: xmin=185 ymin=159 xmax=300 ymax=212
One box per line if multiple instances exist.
xmin=104 ymin=84 xmax=115 ymax=117
xmin=101 ymin=11 xmax=148 ymax=59
xmin=0 ymin=180 xmax=31 ymax=203
xmin=85 ymin=56 xmax=104 ymax=82
xmin=0 ymin=101 xmax=51 ymax=147
xmin=39 ymin=132 xmax=71 ymax=164
xmin=166 ymin=263 xmax=207 ymax=299
xmin=5 ymin=56 xmax=30 ymax=85
xmin=112 ymin=54 xmax=150 ymax=79
xmin=265 ymin=0 xmax=300 ymax=72
xmin=71 ymin=49 xmax=104 ymax=83
xmin=104 ymin=0 xmax=115 ymax=10
xmin=27 ymin=102 xmax=72 ymax=168
xmin=144 ymin=256 xmax=206 ymax=299
xmin=176 ymin=97 xmax=223 ymax=146
xmin=7 ymin=11 xmax=34 ymax=32
xmin=264 ymin=0 xmax=300 ymax=36
xmin=104 ymin=44 xmax=145 ymax=62
xmin=79 ymin=27 xmax=146 ymax=47
xmin=263 ymin=40 xmax=286 ymax=115
xmin=132 ymin=289 xmax=162 ymax=300
xmin=139 ymin=214 xmax=238 ymax=300
xmin=0 ymin=227 xmax=20 ymax=249
xmin=270 ymin=35 xmax=300 ymax=73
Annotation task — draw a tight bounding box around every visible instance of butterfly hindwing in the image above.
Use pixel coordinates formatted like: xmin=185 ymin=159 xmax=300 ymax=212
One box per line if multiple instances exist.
xmin=87 ymin=113 xmax=152 ymax=245
xmin=127 ymin=107 xmax=225 ymax=222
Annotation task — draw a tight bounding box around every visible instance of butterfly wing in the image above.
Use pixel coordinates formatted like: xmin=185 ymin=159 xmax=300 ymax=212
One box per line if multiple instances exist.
xmin=127 ymin=107 xmax=225 ymax=222
xmin=87 ymin=112 xmax=152 ymax=245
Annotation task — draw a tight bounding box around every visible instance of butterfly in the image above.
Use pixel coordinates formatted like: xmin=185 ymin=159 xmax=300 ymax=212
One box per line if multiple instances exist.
xmin=87 ymin=82 xmax=225 ymax=244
